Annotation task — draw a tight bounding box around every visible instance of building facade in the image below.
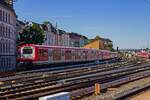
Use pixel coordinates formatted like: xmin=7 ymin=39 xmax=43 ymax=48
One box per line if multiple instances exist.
xmin=68 ymin=32 xmax=88 ymax=47
xmin=0 ymin=0 xmax=17 ymax=72
xmin=42 ymin=23 xmax=56 ymax=46
xmin=58 ymin=29 xmax=70 ymax=46
xmin=83 ymin=36 xmax=113 ymax=50
xmin=42 ymin=23 xmax=71 ymax=47
xmin=17 ymin=21 xmax=88 ymax=48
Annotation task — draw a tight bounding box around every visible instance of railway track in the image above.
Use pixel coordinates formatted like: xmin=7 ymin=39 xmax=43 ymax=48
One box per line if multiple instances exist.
xmin=1 ymin=64 xmax=129 ymax=96
xmin=17 ymin=59 xmax=121 ymax=74
xmin=0 ymin=61 xmax=149 ymax=100
xmin=0 ymin=61 xmax=128 ymax=86
xmin=71 ymin=70 xmax=150 ymax=100
xmin=1 ymin=67 xmax=149 ymax=100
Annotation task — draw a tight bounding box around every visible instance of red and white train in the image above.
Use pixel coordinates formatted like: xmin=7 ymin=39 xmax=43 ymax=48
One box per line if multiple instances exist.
xmin=17 ymin=44 xmax=118 ymax=66
xmin=136 ymin=51 xmax=150 ymax=59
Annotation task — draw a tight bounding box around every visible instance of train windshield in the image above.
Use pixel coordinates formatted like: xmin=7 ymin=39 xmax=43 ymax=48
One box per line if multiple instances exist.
xmin=23 ymin=47 xmax=33 ymax=54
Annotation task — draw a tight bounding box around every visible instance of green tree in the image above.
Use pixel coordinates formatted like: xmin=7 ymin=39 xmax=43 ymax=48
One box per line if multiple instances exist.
xmin=18 ymin=23 xmax=45 ymax=45
xmin=108 ymin=42 xmax=113 ymax=48
xmin=43 ymin=21 xmax=50 ymax=25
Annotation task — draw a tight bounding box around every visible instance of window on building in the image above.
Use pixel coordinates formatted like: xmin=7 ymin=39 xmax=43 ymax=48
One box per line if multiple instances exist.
xmin=0 ymin=10 xmax=2 ymax=21
xmin=2 ymin=25 xmax=4 ymax=36
xmin=8 ymin=14 xmax=10 ymax=23
xmin=2 ymin=11 xmax=5 ymax=21
xmin=0 ymin=24 xmax=2 ymax=36
xmin=6 ymin=26 xmax=7 ymax=37
xmin=6 ymin=12 xmax=7 ymax=22
xmin=0 ymin=39 xmax=2 ymax=53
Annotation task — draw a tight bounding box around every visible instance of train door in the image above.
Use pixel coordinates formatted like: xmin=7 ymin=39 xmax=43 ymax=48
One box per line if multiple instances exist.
xmin=65 ymin=49 xmax=72 ymax=62
xmin=82 ymin=50 xmax=88 ymax=61
xmin=75 ymin=49 xmax=81 ymax=62
xmin=81 ymin=50 xmax=84 ymax=61
xmin=48 ymin=48 xmax=52 ymax=64
xmin=102 ymin=50 xmax=105 ymax=60
xmin=85 ymin=50 xmax=88 ymax=61
xmin=96 ymin=50 xmax=99 ymax=60
xmin=38 ymin=48 xmax=48 ymax=62
xmin=87 ymin=50 xmax=90 ymax=61
xmin=82 ymin=50 xmax=85 ymax=61
xmin=72 ymin=49 xmax=75 ymax=62
xmin=99 ymin=51 xmax=102 ymax=60
xmin=52 ymin=48 xmax=61 ymax=63
xmin=74 ymin=49 xmax=78 ymax=62
xmin=61 ymin=48 xmax=65 ymax=62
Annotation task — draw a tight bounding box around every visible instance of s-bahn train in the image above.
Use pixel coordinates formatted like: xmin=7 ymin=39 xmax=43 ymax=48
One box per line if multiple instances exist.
xmin=17 ymin=44 xmax=118 ymax=66
xmin=136 ymin=51 xmax=150 ymax=59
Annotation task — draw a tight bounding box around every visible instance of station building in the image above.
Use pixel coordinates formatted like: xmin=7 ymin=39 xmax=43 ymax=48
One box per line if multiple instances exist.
xmin=0 ymin=0 xmax=17 ymax=72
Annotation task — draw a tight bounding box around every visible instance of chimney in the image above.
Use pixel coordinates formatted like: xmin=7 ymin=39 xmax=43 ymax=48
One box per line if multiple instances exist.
xmin=5 ymin=0 xmax=13 ymax=7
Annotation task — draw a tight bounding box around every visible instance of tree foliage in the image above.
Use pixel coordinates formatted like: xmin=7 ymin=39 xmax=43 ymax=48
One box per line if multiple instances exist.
xmin=18 ymin=23 xmax=45 ymax=45
xmin=43 ymin=21 xmax=51 ymax=25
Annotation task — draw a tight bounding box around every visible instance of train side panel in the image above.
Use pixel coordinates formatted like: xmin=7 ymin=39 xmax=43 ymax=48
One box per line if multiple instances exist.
xmin=18 ymin=44 xmax=118 ymax=66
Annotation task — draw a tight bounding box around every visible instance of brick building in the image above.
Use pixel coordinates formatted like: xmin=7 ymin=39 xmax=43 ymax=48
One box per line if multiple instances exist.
xmin=0 ymin=0 xmax=17 ymax=72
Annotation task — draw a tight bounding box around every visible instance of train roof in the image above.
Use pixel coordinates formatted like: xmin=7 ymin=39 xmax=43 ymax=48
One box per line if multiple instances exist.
xmin=19 ymin=44 xmax=111 ymax=51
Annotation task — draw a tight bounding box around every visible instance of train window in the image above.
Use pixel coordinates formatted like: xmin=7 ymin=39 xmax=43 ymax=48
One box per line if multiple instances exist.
xmin=53 ymin=49 xmax=61 ymax=55
xmin=23 ymin=48 xmax=32 ymax=54
xmin=83 ymin=51 xmax=86 ymax=56
xmin=65 ymin=50 xmax=71 ymax=54
xmin=65 ymin=50 xmax=71 ymax=57
xmin=39 ymin=49 xmax=48 ymax=57
xmin=91 ymin=51 xmax=94 ymax=56
xmin=65 ymin=50 xmax=72 ymax=59
xmin=53 ymin=49 xmax=61 ymax=60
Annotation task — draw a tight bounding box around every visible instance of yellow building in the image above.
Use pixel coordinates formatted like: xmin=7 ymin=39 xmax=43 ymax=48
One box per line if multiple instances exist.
xmin=83 ymin=36 xmax=113 ymax=50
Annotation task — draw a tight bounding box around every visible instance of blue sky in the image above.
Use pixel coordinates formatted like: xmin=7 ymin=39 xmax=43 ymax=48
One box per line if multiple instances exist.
xmin=14 ymin=0 xmax=150 ymax=49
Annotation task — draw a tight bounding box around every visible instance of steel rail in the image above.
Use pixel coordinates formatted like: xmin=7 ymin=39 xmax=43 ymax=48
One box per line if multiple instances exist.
xmin=70 ymin=70 xmax=150 ymax=100
xmin=0 ymin=62 xmax=135 ymax=92
xmin=0 ymin=64 xmax=149 ymax=100
xmin=0 ymin=62 xmax=130 ymax=88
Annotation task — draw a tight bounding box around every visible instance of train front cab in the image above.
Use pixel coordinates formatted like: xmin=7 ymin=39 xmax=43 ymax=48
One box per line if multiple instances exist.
xmin=18 ymin=44 xmax=36 ymax=66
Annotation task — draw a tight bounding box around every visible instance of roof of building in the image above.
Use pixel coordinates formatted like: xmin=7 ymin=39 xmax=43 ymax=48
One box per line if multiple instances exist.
xmin=58 ymin=29 xmax=66 ymax=35
xmin=0 ymin=0 xmax=17 ymax=17
xmin=90 ymin=36 xmax=112 ymax=43
xmin=68 ymin=32 xmax=88 ymax=39
xmin=84 ymin=36 xmax=112 ymax=46
xmin=17 ymin=20 xmax=25 ymax=25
